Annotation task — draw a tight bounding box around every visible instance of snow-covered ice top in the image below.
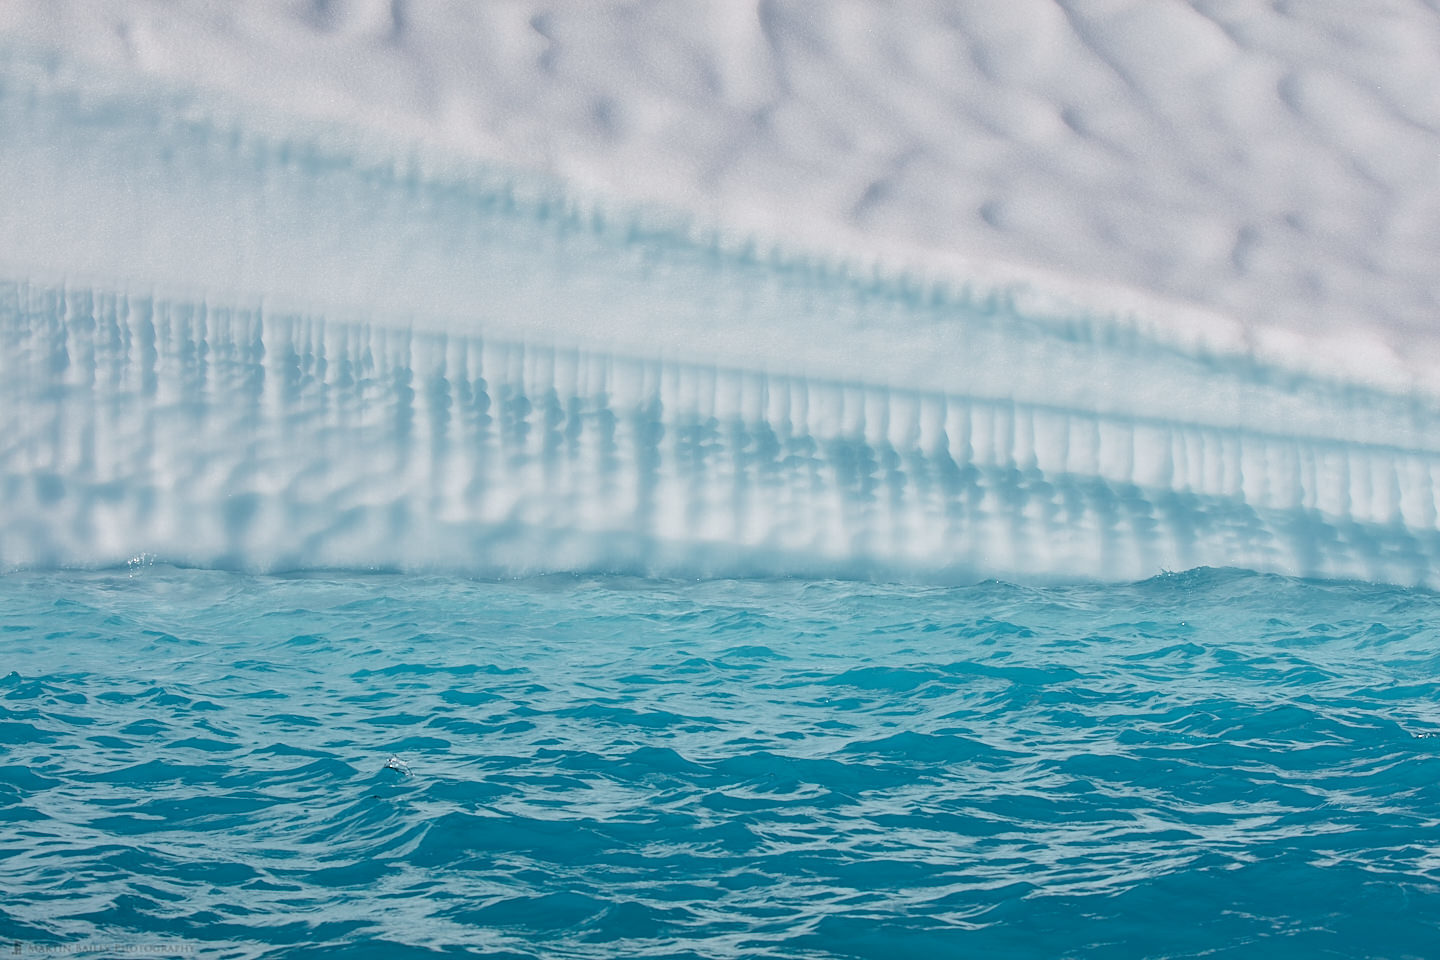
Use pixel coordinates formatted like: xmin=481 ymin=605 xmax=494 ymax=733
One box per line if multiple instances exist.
xmin=2 ymin=0 xmax=1438 ymax=387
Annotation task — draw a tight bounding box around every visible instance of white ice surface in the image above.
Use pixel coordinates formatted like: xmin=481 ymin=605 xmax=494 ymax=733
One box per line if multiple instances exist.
xmin=3 ymin=0 xmax=1439 ymax=384
xmin=1 ymin=3 xmax=1438 ymax=583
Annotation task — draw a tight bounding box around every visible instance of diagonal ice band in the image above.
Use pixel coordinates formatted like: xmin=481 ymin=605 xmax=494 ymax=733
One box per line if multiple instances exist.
xmin=1 ymin=49 xmax=1438 ymax=583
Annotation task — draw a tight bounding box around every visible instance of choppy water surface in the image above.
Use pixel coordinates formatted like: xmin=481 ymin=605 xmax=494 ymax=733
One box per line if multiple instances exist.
xmin=3 ymin=567 xmax=1439 ymax=959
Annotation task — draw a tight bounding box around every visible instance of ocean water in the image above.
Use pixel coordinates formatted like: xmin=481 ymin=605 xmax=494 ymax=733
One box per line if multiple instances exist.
xmin=3 ymin=566 xmax=1440 ymax=959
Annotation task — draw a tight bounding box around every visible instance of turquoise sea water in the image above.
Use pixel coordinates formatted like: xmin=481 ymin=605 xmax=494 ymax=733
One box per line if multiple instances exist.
xmin=3 ymin=567 xmax=1440 ymax=959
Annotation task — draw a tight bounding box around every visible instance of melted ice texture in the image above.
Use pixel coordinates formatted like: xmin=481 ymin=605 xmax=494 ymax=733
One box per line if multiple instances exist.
xmin=1 ymin=2 xmax=1439 ymax=583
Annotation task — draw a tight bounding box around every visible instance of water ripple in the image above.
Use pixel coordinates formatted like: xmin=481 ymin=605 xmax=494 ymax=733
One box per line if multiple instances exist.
xmin=2 ymin=568 xmax=1439 ymax=957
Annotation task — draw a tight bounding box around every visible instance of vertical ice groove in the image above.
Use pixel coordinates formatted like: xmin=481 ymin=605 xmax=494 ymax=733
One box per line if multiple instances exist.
xmin=4 ymin=280 xmax=1440 ymax=584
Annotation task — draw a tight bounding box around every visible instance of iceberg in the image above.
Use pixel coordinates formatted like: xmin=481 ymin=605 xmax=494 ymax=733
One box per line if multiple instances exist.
xmin=0 ymin=35 xmax=1437 ymax=585
xmin=5 ymin=277 xmax=1440 ymax=584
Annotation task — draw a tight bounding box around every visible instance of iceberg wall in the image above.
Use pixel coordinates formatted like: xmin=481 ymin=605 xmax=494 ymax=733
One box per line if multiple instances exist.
xmin=2 ymin=48 xmax=1439 ymax=584
xmin=5 ymin=282 xmax=1440 ymax=584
